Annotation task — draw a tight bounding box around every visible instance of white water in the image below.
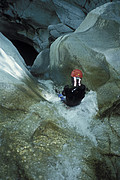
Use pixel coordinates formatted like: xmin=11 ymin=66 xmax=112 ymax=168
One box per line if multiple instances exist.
xmin=0 ymin=50 xmax=102 ymax=179
xmin=39 ymin=79 xmax=98 ymax=144
xmin=37 ymin=79 xmax=101 ymax=179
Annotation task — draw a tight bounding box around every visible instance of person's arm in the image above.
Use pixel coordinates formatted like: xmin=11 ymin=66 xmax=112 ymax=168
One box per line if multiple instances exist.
xmin=55 ymin=89 xmax=65 ymax=101
xmin=62 ymin=85 xmax=69 ymax=96
xmin=81 ymin=84 xmax=86 ymax=99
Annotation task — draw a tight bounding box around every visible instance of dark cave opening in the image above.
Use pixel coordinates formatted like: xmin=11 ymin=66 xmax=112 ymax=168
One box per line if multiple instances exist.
xmin=11 ymin=40 xmax=38 ymax=66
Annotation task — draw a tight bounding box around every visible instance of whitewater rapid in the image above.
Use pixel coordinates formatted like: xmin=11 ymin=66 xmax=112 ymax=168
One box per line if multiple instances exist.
xmin=37 ymin=79 xmax=102 ymax=180
xmin=0 ymin=48 xmax=104 ymax=179
xmin=38 ymin=79 xmax=99 ymax=145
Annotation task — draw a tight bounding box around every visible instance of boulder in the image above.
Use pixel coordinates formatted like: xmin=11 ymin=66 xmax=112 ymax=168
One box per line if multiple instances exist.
xmin=48 ymin=23 xmax=73 ymax=39
xmin=0 ymin=0 xmax=86 ymax=52
xmin=0 ymin=0 xmax=115 ymax=56
xmin=0 ymin=33 xmax=26 ymax=68
xmin=0 ymin=33 xmax=45 ymax=112
xmin=30 ymin=48 xmax=50 ymax=76
xmin=50 ymin=2 xmax=120 ymax=115
xmin=52 ymin=0 xmax=85 ymax=30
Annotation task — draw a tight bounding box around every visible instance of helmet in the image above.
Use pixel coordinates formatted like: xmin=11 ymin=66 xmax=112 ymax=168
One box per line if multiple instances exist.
xmin=71 ymin=69 xmax=83 ymax=78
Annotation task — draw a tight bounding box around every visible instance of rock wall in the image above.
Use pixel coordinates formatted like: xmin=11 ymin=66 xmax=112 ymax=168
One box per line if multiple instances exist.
xmin=0 ymin=0 xmax=85 ymax=52
xmin=0 ymin=1 xmax=120 ymax=180
xmin=0 ymin=0 xmax=118 ymax=75
xmin=0 ymin=27 xmax=120 ymax=180
xmin=50 ymin=2 xmax=120 ymax=115
xmin=0 ymin=32 xmax=46 ymax=112
xmin=0 ymin=0 xmax=117 ymax=54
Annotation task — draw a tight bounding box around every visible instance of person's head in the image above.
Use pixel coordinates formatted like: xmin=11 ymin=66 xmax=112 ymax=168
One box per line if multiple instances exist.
xmin=71 ymin=69 xmax=83 ymax=87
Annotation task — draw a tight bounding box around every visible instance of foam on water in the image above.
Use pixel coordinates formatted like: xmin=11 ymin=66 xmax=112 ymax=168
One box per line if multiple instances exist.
xmin=0 ymin=48 xmax=108 ymax=180
xmin=38 ymin=79 xmax=98 ymax=145
xmin=37 ymin=79 xmax=100 ymax=179
xmin=38 ymin=79 xmax=60 ymax=102
xmin=56 ymin=91 xmax=98 ymax=145
xmin=48 ymin=156 xmax=81 ymax=180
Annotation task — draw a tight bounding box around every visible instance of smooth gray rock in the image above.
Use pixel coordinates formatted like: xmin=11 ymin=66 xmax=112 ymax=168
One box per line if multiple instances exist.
xmin=48 ymin=23 xmax=73 ymax=38
xmin=0 ymin=0 xmax=86 ymax=52
xmin=31 ymin=48 xmax=50 ymax=75
xmin=50 ymin=2 xmax=120 ymax=115
xmin=52 ymin=0 xmax=85 ymax=29
xmin=0 ymin=31 xmax=120 ymax=180
xmin=0 ymin=2 xmax=120 ymax=180
xmin=0 ymin=33 xmax=45 ymax=110
xmin=0 ymin=33 xmax=26 ymax=68
xmin=0 ymin=0 xmax=116 ymax=56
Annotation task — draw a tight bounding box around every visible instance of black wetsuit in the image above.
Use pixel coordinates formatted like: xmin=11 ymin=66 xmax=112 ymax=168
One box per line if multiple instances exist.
xmin=62 ymin=84 xmax=86 ymax=107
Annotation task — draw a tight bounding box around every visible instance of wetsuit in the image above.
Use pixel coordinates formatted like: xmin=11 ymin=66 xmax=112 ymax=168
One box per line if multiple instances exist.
xmin=62 ymin=84 xmax=85 ymax=107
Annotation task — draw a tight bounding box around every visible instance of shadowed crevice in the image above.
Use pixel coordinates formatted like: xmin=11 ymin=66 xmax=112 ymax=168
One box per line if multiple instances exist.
xmin=11 ymin=40 xmax=38 ymax=66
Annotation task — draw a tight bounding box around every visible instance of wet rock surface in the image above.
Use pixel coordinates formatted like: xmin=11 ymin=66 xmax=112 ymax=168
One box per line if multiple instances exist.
xmin=0 ymin=0 xmax=116 ymax=53
xmin=50 ymin=2 xmax=120 ymax=115
xmin=0 ymin=1 xmax=120 ymax=180
xmin=30 ymin=48 xmax=50 ymax=76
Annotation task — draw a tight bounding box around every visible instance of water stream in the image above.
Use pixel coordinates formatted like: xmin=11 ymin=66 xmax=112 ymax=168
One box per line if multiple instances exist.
xmin=0 ymin=48 xmax=118 ymax=179
xmin=35 ymin=79 xmax=103 ymax=180
xmin=39 ymin=79 xmax=99 ymax=144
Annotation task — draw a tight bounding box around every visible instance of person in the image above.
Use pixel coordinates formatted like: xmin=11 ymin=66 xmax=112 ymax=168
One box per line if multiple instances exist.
xmin=56 ymin=69 xmax=86 ymax=107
